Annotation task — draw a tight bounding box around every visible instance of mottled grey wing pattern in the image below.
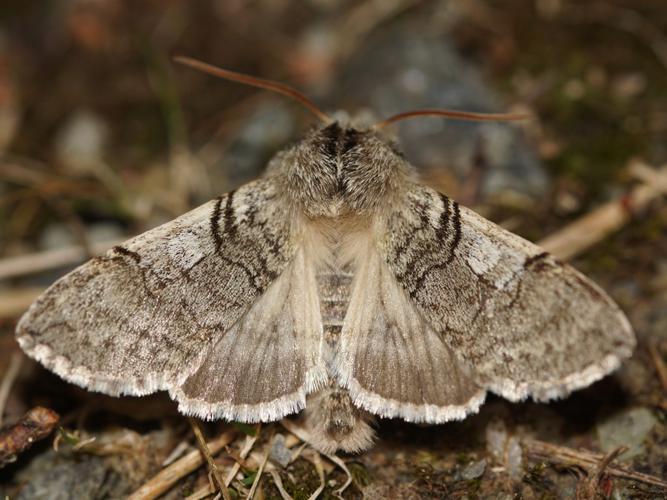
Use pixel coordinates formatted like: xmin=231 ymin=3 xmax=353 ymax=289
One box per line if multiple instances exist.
xmin=17 ymin=179 xmax=325 ymax=421
xmin=336 ymin=238 xmax=485 ymax=423
xmin=380 ymin=183 xmax=635 ymax=406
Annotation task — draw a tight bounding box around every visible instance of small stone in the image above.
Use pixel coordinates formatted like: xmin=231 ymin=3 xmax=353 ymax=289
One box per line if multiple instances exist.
xmin=506 ymin=436 xmax=523 ymax=479
xmin=87 ymin=223 xmax=125 ymax=244
xmin=563 ymin=79 xmax=585 ymax=99
xmin=461 ymin=459 xmax=486 ymax=480
xmin=16 ymin=453 xmax=123 ymax=500
xmin=611 ymin=73 xmax=646 ymax=99
xmin=488 ymin=494 xmax=513 ymax=500
xmin=40 ymin=223 xmax=77 ymax=251
xmin=485 ymin=419 xmax=508 ymax=462
xmin=55 ymin=109 xmax=109 ymax=175
xmin=269 ymin=433 xmax=291 ymax=468
xmin=334 ymin=29 xmax=547 ymax=197
xmin=520 ymin=484 xmax=537 ymax=500
xmin=596 ymin=407 xmax=657 ymax=460
xmin=362 ymin=483 xmax=421 ymax=500
xmin=39 ymin=222 xmax=124 ymax=251
xmin=0 ymin=49 xmax=20 ymax=153
xmin=485 ymin=420 xmax=523 ymax=479
xmin=221 ymin=102 xmax=296 ymax=187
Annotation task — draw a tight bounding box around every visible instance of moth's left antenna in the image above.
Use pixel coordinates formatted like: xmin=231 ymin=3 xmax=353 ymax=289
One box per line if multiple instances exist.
xmin=174 ymin=56 xmax=331 ymax=124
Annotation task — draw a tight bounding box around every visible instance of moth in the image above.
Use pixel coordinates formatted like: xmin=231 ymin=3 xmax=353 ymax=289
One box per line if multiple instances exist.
xmin=16 ymin=57 xmax=636 ymax=454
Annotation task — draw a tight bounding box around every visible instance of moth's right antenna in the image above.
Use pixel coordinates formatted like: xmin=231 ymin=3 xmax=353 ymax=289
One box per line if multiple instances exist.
xmin=374 ymin=109 xmax=529 ymax=129
xmin=174 ymin=56 xmax=332 ymax=124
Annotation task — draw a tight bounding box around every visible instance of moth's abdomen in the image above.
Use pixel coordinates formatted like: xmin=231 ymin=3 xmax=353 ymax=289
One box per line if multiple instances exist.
xmin=316 ymin=266 xmax=353 ymax=353
xmin=302 ymin=386 xmax=375 ymax=454
xmin=309 ymin=261 xmax=378 ymax=454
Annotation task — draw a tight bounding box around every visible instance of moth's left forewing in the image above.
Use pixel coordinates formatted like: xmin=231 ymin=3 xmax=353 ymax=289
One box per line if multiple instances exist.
xmin=381 ymin=184 xmax=635 ymax=405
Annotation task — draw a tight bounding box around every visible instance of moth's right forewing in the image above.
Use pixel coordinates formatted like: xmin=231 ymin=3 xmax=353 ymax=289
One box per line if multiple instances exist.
xmin=383 ymin=184 xmax=635 ymax=404
xmin=16 ymin=179 xmax=322 ymax=418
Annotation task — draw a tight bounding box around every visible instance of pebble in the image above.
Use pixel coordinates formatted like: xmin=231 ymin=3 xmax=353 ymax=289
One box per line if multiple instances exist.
xmin=269 ymin=433 xmax=292 ymax=468
xmin=461 ymin=459 xmax=486 ymax=480
xmin=14 ymin=453 xmax=123 ymax=500
xmin=54 ymin=109 xmax=109 ymax=175
xmin=596 ymin=407 xmax=657 ymax=460
xmin=220 ymin=27 xmax=547 ymax=199
xmin=333 ymin=26 xmax=547 ymax=197
xmin=485 ymin=419 xmax=523 ymax=479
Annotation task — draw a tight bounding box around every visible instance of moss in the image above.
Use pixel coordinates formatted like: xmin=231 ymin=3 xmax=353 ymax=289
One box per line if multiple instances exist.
xmin=455 ymin=452 xmax=476 ymax=465
xmin=348 ymin=461 xmax=371 ymax=489
xmin=232 ymin=422 xmax=257 ymax=437
xmin=241 ymin=470 xmax=257 ymax=487
xmin=483 ymin=3 xmax=667 ymax=206
xmin=538 ymin=70 xmax=646 ymax=201
xmin=283 ymin=461 xmax=324 ymax=500
xmin=412 ymin=462 xmax=451 ymax=498
xmin=522 ymin=462 xmax=558 ymax=498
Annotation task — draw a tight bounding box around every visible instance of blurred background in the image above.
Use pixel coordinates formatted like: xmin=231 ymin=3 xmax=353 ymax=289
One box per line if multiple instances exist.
xmin=0 ymin=1 xmax=666 ymax=498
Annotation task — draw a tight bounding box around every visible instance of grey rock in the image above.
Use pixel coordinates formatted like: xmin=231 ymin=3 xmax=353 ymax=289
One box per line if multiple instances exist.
xmin=55 ymin=109 xmax=109 ymax=175
xmin=16 ymin=453 xmax=122 ymax=500
xmin=486 ymin=494 xmax=513 ymax=500
xmin=214 ymin=101 xmax=297 ymax=189
xmin=39 ymin=222 xmax=124 ymax=252
xmin=214 ymin=26 xmax=546 ymax=200
xmin=596 ymin=407 xmax=657 ymax=460
xmin=485 ymin=419 xmax=523 ymax=479
xmin=0 ymin=29 xmax=19 ymax=153
xmin=461 ymin=459 xmax=486 ymax=480
xmin=333 ymin=24 xmax=547 ymax=197
xmin=269 ymin=433 xmax=292 ymax=468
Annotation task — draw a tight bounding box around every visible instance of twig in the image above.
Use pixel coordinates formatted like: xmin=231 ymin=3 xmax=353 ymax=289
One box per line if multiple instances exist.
xmin=338 ymin=0 xmax=422 ymax=61
xmin=186 ymin=484 xmax=215 ymax=500
xmin=648 ymin=343 xmax=667 ymax=394
xmin=303 ymin=449 xmax=326 ymax=500
xmin=0 ymin=407 xmax=59 ymax=468
xmin=0 ymin=353 xmax=23 ymax=427
xmin=577 ymin=446 xmax=627 ymax=500
xmin=523 ymin=438 xmax=667 ymax=490
xmin=278 ymin=419 xmax=352 ymax=495
xmin=278 ymin=420 xmax=311 ymax=463
xmin=630 ymin=161 xmax=667 ymax=192
xmin=283 ymin=433 xmax=301 ymax=449
xmin=538 ymin=164 xmax=667 ymax=260
xmin=162 ymin=439 xmax=192 ymax=466
xmin=324 ymin=452 xmax=353 ymax=496
xmin=189 ymin=418 xmax=231 ymax=500
xmin=289 ymin=442 xmax=307 ymax=464
xmin=225 ymin=425 xmax=261 ymax=486
xmin=72 ymin=436 xmax=97 ymax=451
xmin=248 ymin=436 xmax=272 ymax=499
xmin=42 ymin=195 xmax=94 ymax=259
xmin=280 ymin=419 xmax=352 ymax=495
xmin=569 ymin=3 xmax=667 ymax=71
xmin=0 ymin=287 xmax=44 ymax=319
xmin=458 ymin=135 xmax=489 ymax=207
xmin=658 ymin=400 xmax=667 ymax=412
xmin=269 ymin=470 xmax=294 ymax=500
xmin=0 ymin=237 xmax=128 ymax=281
xmin=279 ymin=419 xmax=311 ymax=446
xmin=128 ymin=429 xmax=235 ymax=500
